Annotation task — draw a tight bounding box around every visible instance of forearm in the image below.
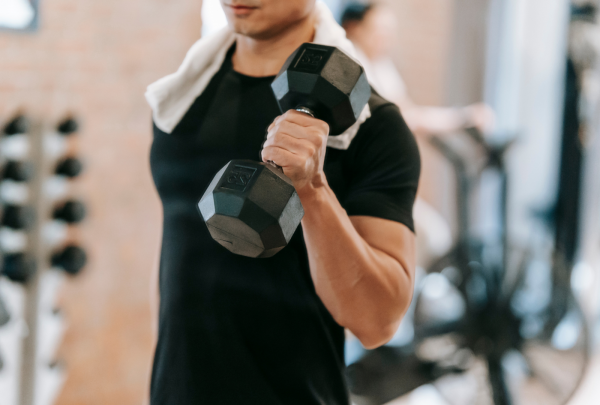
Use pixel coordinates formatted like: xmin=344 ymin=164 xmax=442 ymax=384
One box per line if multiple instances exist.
xmin=298 ymin=177 xmax=414 ymax=348
xmin=149 ymin=220 xmax=163 ymax=343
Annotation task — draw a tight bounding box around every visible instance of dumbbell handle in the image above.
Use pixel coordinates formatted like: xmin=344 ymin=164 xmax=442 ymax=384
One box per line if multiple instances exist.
xmin=295 ymin=106 xmax=315 ymax=117
xmin=266 ymin=106 xmax=315 ymax=171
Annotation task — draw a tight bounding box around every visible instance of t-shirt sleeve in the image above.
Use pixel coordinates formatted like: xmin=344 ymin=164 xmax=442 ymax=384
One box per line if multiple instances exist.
xmin=340 ymin=103 xmax=421 ymax=232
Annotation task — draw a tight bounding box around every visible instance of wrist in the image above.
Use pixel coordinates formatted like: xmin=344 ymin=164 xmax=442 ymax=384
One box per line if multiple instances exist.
xmin=296 ymin=172 xmax=330 ymax=204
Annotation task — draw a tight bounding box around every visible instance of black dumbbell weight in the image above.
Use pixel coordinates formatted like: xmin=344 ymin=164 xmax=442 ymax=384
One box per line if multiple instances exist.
xmin=0 ymin=293 xmax=10 ymax=327
xmin=53 ymin=200 xmax=86 ymax=224
xmin=55 ymin=157 xmax=84 ymax=178
xmin=2 ymin=161 xmax=34 ymax=182
xmin=52 ymin=245 xmax=87 ymax=275
xmin=3 ymin=253 xmax=36 ymax=283
xmin=0 ymin=287 xmax=10 ymax=327
xmin=3 ymin=115 xmax=29 ymax=136
xmin=199 ymin=43 xmax=371 ymax=258
xmin=57 ymin=117 xmax=78 ymax=135
xmin=1 ymin=205 xmax=35 ymax=229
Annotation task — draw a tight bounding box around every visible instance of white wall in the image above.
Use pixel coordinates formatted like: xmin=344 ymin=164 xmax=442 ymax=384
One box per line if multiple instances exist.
xmin=484 ymin=0 xmax=571 ymax=243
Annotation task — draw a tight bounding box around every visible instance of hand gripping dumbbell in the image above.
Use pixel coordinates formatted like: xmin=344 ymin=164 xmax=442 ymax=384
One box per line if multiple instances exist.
xmin=198 ymin=43 xmax=371 ymax=258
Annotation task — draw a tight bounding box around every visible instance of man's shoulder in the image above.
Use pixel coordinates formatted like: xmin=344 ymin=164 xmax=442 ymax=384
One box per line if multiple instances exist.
xmin=367 ymin=90 xmax=395 ymax=113
xmin=349 ymin=90 xmax=415 ymax=151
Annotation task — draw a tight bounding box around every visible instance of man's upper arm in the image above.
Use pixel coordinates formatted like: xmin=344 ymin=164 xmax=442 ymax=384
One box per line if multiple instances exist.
xmin=349 ymin=216 xmax=416 ymax=280
xmin=341 ymin=102 xmax=421 ymax=232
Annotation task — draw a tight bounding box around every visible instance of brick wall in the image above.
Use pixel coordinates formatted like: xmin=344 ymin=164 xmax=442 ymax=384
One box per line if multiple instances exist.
xmin=0 ymin=1 xmax=202 ymax=404
xmin=0 ymin=1 xmax=454 ymax=404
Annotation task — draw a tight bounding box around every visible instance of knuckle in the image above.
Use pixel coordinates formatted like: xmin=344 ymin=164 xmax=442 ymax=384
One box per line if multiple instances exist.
xmin=278 ymin=120 xmax=291 ymax=132
xmin=313 ymin=133 xmax=324 ymax=147
xmin=273 ymin=132 xmax=285 ymax=144
xmin=311 ymin=127 xmax=323 ymax=137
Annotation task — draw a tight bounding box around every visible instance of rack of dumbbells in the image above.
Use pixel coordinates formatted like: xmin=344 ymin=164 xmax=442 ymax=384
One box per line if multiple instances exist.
xmin=0 ymin=114 xmax=87 ymax=405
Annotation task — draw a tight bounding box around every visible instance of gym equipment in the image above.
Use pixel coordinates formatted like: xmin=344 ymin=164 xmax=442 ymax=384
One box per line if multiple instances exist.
xmin=52 ymin=200 xmax=86 ymax=224
xmin=1 ymin=205 xmax=35 ymax=229
xmin=56 ymin=117 xmax=78 ymax=135
xmin=199 ymin=43 xmax=371 ymax=258
xmin=3 ymin=115 xmax=29 ymax=136
xmin=52 ymin=245 xmax=87 ymax=275
xmin=0 ymin=292 xmax=10 ymax=327
xmin=3 ymin=253 xmax=36 ymax=283
xmin=347 ymin=128 xmax=590 ymax=405
xmin=2 ymin=161 xmax=34 ymax=182
xmin=0 ymin=114 xmax=87 ymax=405
xmin=55 ymin=157 xmax=83 ymax=178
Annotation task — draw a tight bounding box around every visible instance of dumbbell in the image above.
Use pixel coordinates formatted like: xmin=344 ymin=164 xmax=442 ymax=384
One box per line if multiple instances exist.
xmin=57 ymin=117 xmax=78 ymax=135
xmin=55 ymin=157 xmax=84 ymax=178
xmin=0 ymin=293 xmax=10 ymax=327
xmin=3 ymin=115 xmax=29 ymax=136
xmin=3 ymin=253 xmax=36 ymax=283
xmin=52 ymin=245 xmax=87 ymax=275
xmin=53 ymin=200 xmax=86 ymax=224
xmin=198 ymin=43 xmax=371 ymax=258
xmin=2 ymin=161 xmax=34 ymax=182
xmin=1 ymin=205 xmax=35 ymax=229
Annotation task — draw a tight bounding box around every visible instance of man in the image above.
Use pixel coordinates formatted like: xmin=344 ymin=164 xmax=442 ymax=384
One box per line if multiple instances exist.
xmin=145 ymin=1 xmax=420 ymax=404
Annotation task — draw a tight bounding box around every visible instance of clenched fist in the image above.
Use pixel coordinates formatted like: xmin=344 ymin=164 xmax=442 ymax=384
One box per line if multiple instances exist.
xmin=261 ymin=110 xmax=330 ymax=194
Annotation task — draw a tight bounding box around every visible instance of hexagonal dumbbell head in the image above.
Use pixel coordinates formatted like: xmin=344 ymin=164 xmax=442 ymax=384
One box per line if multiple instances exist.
xmin=198 ymin=160 xmax=303 ymax=258
xmin=271 ymin=43 xmax=371 ymax=135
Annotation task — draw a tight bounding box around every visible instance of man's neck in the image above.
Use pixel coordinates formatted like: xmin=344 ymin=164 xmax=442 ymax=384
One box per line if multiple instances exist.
xmin=232 ymin=14 xmax=316 ymax=77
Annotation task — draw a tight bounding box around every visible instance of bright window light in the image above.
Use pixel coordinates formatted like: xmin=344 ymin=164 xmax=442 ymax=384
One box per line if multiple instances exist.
xmin=0 ymin=0 xmax=35 ymax=30
xmin=201 ymin=0 xmax=227 ymax=37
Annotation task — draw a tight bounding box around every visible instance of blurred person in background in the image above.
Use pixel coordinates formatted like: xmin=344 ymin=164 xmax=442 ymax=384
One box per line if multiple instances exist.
xmin=342 ymin=2 xmax=493 ymax=136
xmin=145 ymin=1 xmax=420 ymax=404
xmin=342 ymin=1 xmax=495 ymax=267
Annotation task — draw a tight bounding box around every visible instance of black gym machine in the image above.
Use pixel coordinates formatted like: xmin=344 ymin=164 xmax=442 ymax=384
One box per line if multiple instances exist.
xmin=346 ymin=127 xmax=590 ymax=405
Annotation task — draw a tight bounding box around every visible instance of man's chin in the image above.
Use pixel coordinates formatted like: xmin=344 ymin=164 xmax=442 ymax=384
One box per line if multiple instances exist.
xmin=231 ymin=24 xmax=276 ymax=40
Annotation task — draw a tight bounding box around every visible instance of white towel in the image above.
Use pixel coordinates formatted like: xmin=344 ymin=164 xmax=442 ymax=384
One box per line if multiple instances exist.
xmin=145 ymin=1 xmax=371 ymax=150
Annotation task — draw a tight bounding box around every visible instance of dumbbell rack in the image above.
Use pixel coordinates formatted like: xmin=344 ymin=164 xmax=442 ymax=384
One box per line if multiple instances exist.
xmin=0 ymin=115 xmax=86 ymax=405
xmin=20 ymin=120 xmax=54 ymax=405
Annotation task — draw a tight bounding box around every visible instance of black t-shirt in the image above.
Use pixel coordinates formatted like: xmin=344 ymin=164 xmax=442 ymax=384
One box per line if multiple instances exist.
xmin=149 ymin=47 xmax=420 ymax=405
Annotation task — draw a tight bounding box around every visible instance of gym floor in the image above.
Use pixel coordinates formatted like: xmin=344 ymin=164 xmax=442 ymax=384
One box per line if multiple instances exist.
xmin=385 ymin=357 xmax=600 ymax=405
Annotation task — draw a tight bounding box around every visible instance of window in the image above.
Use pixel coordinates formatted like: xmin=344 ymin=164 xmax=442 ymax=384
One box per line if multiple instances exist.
xmin=0 ymin=0 xmax=39 ymax=31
